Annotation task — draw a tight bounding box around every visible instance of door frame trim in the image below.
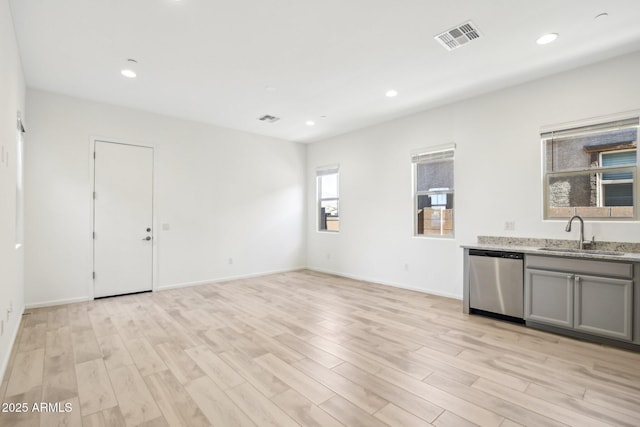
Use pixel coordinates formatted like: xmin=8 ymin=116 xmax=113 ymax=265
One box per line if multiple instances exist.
xmin=88 ymin=136 xmax=158 ymax=299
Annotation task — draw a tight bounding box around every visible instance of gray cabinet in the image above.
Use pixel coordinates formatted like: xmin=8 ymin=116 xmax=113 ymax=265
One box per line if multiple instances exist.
xmin=525 ymin=268 xmax=573 ymax=328
xmin=574 ymin=274 xmax=632 ymax=341
xmin=525 ymin=255 xmax=634 ymax=342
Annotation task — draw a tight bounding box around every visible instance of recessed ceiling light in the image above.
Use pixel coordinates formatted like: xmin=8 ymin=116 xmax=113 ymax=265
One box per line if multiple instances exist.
xmin=385 ymin=90 xmax=398 ymax=98
xmin=536 ymin=33 xmax=558 ymax=45
xmin=121 ymin=58 xmax=138 ymax=78
xmin=265 ymin=86 xmax=276 ymax=92
xmin=306 ymin=121 xmax=315 ymax=126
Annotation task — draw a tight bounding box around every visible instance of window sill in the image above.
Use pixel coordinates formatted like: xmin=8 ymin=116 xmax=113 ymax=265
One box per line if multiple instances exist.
xmin=413 ymin=234 xmax=455 ymax=240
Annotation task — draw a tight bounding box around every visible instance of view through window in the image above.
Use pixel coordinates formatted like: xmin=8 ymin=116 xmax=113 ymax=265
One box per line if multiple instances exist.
xmin=317 ymin=166 xmax=339 ymax=232
xmin=413 ymin=146 xmax=455 ymax=237
xmin=542 ymin=117 xmax=638 ymax=219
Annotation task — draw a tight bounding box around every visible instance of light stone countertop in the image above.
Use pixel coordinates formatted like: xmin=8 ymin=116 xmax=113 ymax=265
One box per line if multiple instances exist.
xmin=461 ymin=236 xmax=640 ymax=262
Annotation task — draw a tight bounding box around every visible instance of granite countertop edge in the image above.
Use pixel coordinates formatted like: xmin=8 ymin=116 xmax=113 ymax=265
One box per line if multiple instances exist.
xmin=461 ymin=243 xmax=640 ymax=262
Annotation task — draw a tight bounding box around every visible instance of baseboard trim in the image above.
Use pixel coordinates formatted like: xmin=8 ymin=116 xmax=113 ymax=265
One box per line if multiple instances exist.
xmin=21 ymin=266 xmax=460 ymax=308
xmin=0 ymin=306 xmax=25 ymax=384
xmin=308 ymin=267 xmax=462 ymax=300
xmin=25 ymin=296 xmax=92 ymax=309
xmin=156 ymin=267 xmax=307 ymax=291
xmin=22 ymin=268 xmax=307 ymax=307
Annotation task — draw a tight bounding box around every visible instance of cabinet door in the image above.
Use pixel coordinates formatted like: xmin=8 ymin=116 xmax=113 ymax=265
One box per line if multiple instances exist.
xmin=525 ymin=268 xmax=573 ymax=328
xmin=574 ymin=274 xmax=633 ymax=341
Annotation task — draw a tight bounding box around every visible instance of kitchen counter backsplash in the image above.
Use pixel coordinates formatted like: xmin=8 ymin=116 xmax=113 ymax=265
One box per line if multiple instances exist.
xmin=477 ymin=236 xmax=640 ymax=254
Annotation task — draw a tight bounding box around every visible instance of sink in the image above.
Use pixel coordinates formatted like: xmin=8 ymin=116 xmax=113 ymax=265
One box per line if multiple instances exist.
xmin=537 ymin=247 xmax=624 ymax=256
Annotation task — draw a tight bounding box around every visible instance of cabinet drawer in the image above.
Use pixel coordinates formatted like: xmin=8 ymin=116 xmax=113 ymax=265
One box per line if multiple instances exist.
xmin=526 ymin=255 xmax=632 ymax=279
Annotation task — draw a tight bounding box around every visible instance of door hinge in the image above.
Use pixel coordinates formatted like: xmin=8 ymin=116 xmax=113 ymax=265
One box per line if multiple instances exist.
xmin=92 ymin=272 xmax=95 ymax=279
xmin=92 ymin=232 xmax=95 ymax=239
xmin=93 ymin=151 xmax=96 ymax=159
xmin=93 ymin=191 xmax=96 ymax=199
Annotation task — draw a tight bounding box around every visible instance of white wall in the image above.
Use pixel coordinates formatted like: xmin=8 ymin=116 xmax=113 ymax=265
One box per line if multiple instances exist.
xmin=307 ymin=51 xmax=640 ymax=299
xmin=25 ymin=89 xmax=307 ymax=307
xmin=0 ymin=0 xmax=26 ymax=381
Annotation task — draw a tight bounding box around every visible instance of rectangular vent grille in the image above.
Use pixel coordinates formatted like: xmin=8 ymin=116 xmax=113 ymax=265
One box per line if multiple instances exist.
xmin=434 ymin=21 xmax=481 ymax=51
xmin=259 ymin=114 xmax=280 ymax=123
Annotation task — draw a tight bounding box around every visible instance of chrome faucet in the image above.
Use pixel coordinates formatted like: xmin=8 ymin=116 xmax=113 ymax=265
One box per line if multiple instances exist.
xmin=565 ymin=215 xmax=588 ymax=249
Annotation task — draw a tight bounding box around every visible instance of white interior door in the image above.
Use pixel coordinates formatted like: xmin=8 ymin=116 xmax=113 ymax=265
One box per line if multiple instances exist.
xmin=94 ymin=141 xmax=153 ymax=298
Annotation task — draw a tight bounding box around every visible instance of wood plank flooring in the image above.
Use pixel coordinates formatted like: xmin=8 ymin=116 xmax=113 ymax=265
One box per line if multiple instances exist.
xmin=1 ymin=270 xmax=640 ymax=426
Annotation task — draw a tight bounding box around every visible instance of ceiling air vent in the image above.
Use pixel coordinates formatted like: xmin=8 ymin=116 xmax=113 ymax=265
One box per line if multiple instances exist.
xmin=258 ymin=114 xmax=280 ymax=123
xmin=434 ymin=21 xmax=481 ymax=51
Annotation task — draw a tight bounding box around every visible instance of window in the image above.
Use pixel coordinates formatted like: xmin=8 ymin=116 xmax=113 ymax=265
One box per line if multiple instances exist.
xmin=542 ymin=116 xmax=639 ymax=219
xmin=413 ymin=145 xmax=454 ymax=237
xmin=317 ymin=166 xmax=339 ymax=232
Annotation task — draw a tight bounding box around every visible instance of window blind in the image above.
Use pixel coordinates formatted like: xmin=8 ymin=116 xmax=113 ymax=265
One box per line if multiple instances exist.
xmin=316 ymin=165 xmax=339 ymax=176
xmin=602 ymin=150 xmax=636 ymax=181
xmin=541 ymin=117 xmax=639 ymax=141
xmin=602 ymin=150 xmax=637 ymax=167
xmin=411 ymin=147 xmax=454 ymax=164
xmin=604 ymin=183 xmax=633 ymax=206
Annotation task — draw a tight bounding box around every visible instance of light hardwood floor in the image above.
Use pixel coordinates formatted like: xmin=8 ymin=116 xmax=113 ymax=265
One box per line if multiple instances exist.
xmin=1 ymin=270 xmax=640 ymax=426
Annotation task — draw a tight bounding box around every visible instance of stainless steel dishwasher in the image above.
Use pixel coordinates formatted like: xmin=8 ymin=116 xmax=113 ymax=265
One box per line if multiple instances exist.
xmin=469 ymin=249 xmax=524 ymax=321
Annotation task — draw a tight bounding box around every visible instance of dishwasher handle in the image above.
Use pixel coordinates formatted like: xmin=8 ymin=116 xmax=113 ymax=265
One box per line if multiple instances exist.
xmin=468 ymin=249 xmax=524 ymax=260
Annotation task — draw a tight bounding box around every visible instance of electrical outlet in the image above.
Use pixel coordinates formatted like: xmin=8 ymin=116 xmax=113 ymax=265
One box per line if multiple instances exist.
xmin=228 ymin=257 xmax=233 ymax=265
xmin=404 ymin=263 xmax=409 ymax=271
xmin=327 ymin=253 xmax=331 ymax=260
xmin=504 ymin=221 xmax=516 ymax=231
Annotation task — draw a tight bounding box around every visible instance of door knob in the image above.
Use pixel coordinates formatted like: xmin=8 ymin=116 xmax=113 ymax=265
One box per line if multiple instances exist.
xmin=142 ymin=236 xmax=152 ymax=241
xmin=146 ymin=228 xmax=151 ymax=232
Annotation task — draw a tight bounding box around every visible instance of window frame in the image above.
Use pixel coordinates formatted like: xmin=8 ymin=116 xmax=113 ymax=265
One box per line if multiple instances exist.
xmin=541 ymin=114 xmax=639 ymax=220
xmin=316 ymin=166 xmax=340 ymax=233
xmin=412 ymin=144 xmax=455 ymax=238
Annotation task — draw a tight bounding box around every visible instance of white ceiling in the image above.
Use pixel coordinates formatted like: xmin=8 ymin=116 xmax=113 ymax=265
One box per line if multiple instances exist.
xmin=9 ymin=0 xmax=640 ymax=143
